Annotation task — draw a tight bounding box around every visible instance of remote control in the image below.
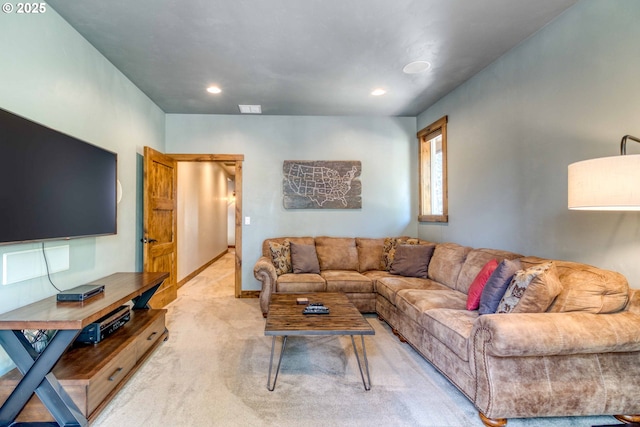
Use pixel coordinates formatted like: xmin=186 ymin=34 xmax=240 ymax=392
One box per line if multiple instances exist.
xmin=303 ymin=304 xmax=330 ymax=315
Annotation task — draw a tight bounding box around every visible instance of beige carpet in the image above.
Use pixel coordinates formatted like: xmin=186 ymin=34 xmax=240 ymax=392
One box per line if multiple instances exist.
xmin=91 ymin=252 xmax=618 ymax=427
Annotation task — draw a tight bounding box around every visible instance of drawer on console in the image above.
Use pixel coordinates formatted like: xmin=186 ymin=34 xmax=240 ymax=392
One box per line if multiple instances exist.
xmin=135 ymin=309 xmax=166 ymax=360
xmin=87 ymin=346 xmax=136 ymax=414
xmin=0 ymin=345 xmax=135 ymax=421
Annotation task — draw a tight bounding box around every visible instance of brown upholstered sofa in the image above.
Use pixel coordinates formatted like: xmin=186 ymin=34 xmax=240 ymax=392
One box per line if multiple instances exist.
xmin=253 ymin=236 xmax=640 ymax=426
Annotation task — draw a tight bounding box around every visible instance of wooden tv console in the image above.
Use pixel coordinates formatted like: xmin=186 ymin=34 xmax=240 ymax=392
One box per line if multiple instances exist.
xmin=0 ymin=272 xmax=169 ymax=426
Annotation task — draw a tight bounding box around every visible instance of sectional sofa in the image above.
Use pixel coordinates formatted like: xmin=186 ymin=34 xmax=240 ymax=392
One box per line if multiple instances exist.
xmin=253 ymin=236 xmax=640 ymax=426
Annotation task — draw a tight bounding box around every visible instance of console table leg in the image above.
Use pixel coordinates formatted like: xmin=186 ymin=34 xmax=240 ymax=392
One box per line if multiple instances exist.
xmin=267 ymin=336 xmax=287 ymax=391
xmin=0 ymin=329 xmax=87 ymax=427
xmin=132 ymin=283 xmax=162 ymax=309
xmin=351 ymin=335 xmax=372 ymax=391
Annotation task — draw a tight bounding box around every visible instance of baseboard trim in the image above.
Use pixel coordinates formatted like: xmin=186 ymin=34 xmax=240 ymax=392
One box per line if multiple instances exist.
xmin=239 ymin=290 xmax=260 ymax=298
xmin=177 ymin=250 xmax=228 ymax=289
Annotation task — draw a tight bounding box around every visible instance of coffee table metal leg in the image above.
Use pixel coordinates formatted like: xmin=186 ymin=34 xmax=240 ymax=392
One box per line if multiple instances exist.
xmin=267 ymin=335 xmax=287 ymax=391
xmin=351 ymin=335 xmax=372 ymax=391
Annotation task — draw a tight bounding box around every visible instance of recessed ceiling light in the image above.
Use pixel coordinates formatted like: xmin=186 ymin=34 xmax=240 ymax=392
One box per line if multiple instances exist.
xmin=403 ymin=61 xmax=431 ymax=74
xmin=206 ymin=86 xmax=222 ymax=94
xmin=238 ymin=104 xmax=262 ymax=114
xmin=371 ymin=89 xmax=386 ymax=96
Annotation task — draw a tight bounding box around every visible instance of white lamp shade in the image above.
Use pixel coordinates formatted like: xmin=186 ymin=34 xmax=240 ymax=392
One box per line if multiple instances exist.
xmin=568 ymin=154 xmax=640 ymax=210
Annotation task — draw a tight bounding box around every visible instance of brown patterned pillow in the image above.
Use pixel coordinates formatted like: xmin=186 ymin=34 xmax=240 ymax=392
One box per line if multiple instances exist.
xmin=268 ymin=240 xmax=292 ymax=276
xmin=512 ymin=262 xmax=562 ymax=313
xmin=497 ymin=262 xmax=560 ymax=313
xmin=380 ymin=237 xmax=420 ymax=271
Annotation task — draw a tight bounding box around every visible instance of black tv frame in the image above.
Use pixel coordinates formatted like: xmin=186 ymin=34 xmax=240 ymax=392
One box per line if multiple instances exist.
xmin=0 ymin=107 xmax=118 ymax=245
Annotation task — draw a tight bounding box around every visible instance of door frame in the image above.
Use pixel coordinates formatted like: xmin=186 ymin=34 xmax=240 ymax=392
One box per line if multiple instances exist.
xmin=169 ymin=153 xmax=244 ymax=298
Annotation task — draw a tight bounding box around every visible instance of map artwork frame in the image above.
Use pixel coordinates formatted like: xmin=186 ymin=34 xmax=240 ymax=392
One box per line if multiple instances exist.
xmin=283 ymin=160 xmax=362 ymax=209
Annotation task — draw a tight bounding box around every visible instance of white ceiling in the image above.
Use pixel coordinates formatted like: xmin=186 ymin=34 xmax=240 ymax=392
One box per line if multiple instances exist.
xmin=46 ymin=0 xmax=579 ymax=116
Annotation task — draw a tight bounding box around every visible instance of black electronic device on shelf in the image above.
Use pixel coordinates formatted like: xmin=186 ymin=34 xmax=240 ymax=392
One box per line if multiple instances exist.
xmin=56 ymin=284 xmax=105 ymax=302
xmin=75 ymin=305 xmax=131 ymax=344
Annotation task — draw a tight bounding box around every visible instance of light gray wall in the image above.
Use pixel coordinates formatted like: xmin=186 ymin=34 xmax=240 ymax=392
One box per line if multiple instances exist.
xmin=417 ymin=0 xmax=640 ymax=286
xmin=0 ymin=7 xmax=165 ymax=372
xmin=177 ymin=162 xmax=229 ymax=281
xmin=228 ymin=179 xmax=236 ymax=247
xmin=166 ymin=115 xmax=418 ymax=290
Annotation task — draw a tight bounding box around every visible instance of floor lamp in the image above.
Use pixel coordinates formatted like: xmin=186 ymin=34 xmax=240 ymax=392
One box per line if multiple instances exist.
xmin=569 ymin=135 xmax=640 ymax=427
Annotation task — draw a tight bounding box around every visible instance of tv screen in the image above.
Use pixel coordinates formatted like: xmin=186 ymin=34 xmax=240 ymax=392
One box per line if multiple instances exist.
xmin=0 ymin=107 xmax=117 ymax=244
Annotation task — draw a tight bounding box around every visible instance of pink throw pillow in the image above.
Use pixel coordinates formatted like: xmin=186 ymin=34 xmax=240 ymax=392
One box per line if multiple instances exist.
xmin=466 ymin=259 xmax=499 ymax=310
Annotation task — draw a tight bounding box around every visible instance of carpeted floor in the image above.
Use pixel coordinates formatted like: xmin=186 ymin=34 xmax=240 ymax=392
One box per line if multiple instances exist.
xmin=91 ymin=252 xmax=620 ymax=427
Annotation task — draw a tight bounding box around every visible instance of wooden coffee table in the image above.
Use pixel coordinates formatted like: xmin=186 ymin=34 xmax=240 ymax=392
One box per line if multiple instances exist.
xmin=264 ymin=292 xmax=374 ymax=391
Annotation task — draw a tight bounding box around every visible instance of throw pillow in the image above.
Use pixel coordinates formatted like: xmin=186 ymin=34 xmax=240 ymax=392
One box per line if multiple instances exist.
xmin=466 ymin=259 xmax=499 ymax=310
xmin=290 ymin=242 xmax=320 ymax=274
xmin=389 ymin=244 xmax=436 ymax=278
xmin=478 ymin=258 xmax=521 ymax=315
xmin=504 ymin=262 xmax=562 ymax=313
xmin=380 ymin=237 xmax=420 ymax=271
xmin=268 ymin=240 xmax=292 ymax=276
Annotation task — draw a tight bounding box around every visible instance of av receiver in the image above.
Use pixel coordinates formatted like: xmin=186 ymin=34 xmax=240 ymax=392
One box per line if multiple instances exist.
xmin=76 ymin=305 xmax=131 ymax=344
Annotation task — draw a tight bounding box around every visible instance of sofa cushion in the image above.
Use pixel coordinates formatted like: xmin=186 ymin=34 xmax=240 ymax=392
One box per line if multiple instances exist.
xmin=520 ymin=256 xmax=629 ymax=314
xmin=262 ymin=237 xmax=314 ymax=258
xmin=395 ymin=288 xmax=467 ymax=325
xmin=315 ymin=236 xmax=359 ymax=271
xmin=376 ymin=276 xmax=450 ymax=306
xmin=268 ymin=240 xmax=292 ymax=276
xmin=276 ymin=273 xmax=325 ymax=292
xmin=356 ymin=237 xmax=385 ymax=272
xmin=455 ymin=248 xmax=523 ymax=294
xmin=321 ymin=270 xmax=373 ymax=293
xmin=497 ymin=262 xmax=562 ymax=314
xmin=361 ymin=270 xmax=395 ymax=281
xmin=380 ymin=237 xmax=419 ymax=271
xmin=427 ymin=243 xmax=472 ymax=290
xmin=478 ymin=258 xmax=521 ymax=314
xmin=422 ymin=308 xmax=478 ymax=362
xmin=389 ymin=244 xmax=436 ymax=278
xmin=290 ymin=242 xmax=321 ymax=274
xmin=466 ymin=259 xmax=498 ymax=310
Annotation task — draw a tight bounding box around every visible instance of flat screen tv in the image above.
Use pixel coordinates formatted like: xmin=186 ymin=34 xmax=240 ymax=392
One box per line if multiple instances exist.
xmin=0 ymin=107 xmax=117 ymax=245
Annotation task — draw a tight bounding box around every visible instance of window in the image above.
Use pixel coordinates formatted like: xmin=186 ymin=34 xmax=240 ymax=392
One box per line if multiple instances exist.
xmin=418 ymin=116 xmax=448 ymax=222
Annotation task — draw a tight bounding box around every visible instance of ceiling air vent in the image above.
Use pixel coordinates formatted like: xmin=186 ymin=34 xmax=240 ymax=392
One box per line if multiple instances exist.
xmin=238 ymin=105 xmax=262 ymax=114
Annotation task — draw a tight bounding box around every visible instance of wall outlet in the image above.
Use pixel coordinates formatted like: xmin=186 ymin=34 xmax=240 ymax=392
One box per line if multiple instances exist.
xmin=244 ymin=216 xmax=251 ymax=225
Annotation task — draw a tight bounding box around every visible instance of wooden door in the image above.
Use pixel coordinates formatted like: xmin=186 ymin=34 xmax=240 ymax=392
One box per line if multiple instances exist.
xmin=143 ymin=146 xmax=177 ymax=308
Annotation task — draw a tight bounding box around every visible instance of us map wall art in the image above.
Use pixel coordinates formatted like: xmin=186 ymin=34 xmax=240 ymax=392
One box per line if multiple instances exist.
xmin=283 ymin=160 xmax=362 ymax=209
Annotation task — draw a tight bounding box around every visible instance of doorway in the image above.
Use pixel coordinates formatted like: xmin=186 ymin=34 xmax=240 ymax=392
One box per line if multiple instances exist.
xmin=172 ymin=154 xmax=244 ymax=298
xmin=143 ymin=149 xmax=244 ymax=301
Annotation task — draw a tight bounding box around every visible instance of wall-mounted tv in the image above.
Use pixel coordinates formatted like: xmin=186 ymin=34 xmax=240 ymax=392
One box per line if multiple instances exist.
xmin=0 ymin=107 xmax=117 ymax=245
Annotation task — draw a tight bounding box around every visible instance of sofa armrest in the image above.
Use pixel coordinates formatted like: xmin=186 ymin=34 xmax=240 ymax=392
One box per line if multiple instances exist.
xmin=472 ymin=310 xmax=640 ymax=357
xmin=254 ymin=256 xmax=277 ymax=316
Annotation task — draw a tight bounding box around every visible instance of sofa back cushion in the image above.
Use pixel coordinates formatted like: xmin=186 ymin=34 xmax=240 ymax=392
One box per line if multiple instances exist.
xmin=315 ymin=236 xmax=359 ymax=271
xmin=356 ymin=238 xmax=385 ymax=272
xmin=427 ymin=243 xmax=472 ymax=290
xmin=456 ymin=248 xmax=523 ymax=294
xmin=519 ymin=256 xmax=629 ymax=313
